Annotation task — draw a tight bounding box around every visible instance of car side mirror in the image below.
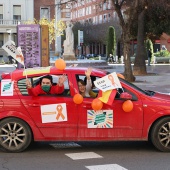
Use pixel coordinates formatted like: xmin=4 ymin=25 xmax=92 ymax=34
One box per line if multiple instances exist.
xmin=120 ymin=92 xmax=133 ymax=100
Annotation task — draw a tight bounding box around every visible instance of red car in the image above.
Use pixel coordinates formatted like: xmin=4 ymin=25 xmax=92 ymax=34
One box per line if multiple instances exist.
xmin=0 ymin=66 xmax=170 ymax=152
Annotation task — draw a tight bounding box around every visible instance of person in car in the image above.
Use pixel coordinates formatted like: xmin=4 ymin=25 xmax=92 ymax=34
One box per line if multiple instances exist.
xmin=84 ymin=76 xmax=97 ymax=98
xmin=26 ymin=74 xmax=67 ymax=96
xmin=78 ymin=68 xmax=94 ymax=97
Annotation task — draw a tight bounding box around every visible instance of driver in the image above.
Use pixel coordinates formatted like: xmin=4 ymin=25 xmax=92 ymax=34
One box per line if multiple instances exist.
xmin=26 ymin=74 xmax=67 ymax=96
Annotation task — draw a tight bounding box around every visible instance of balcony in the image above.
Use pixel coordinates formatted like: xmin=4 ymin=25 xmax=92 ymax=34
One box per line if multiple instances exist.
xmin=0 ymin=19 xmax=27 ymax=26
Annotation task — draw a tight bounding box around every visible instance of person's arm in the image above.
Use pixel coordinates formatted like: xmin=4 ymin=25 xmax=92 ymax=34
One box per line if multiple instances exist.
xmin=54 ymin=75 xmax=67 ymax=94
xmin=85 ymin=68 xmax=92 ymax=92
xmin=26 ymin=79 xmax=41 ymax=96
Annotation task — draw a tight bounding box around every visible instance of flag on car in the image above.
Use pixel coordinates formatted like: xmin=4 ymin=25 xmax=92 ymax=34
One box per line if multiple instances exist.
xmin=98 ymin=89 xmax=117 ymax=106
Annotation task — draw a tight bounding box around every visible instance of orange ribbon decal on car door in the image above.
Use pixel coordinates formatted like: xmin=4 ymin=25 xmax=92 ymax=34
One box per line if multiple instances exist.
xmin=56 ymin=105 xmax=65 ymax=120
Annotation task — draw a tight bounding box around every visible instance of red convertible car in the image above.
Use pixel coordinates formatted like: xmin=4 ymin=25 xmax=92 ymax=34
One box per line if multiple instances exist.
xmin=0 ymin=66 xmax=170 ymax=152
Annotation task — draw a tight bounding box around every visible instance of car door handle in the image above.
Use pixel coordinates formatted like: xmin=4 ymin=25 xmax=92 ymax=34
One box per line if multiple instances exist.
xmin=28 ymin=103 xmax=40 ymax=107
xmin=82 ymin=105 xmax=91 ymax=109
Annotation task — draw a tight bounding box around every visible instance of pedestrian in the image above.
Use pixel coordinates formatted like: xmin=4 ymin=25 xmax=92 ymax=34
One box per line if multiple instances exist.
xmin=147 ymin=49 xmax=152 ymax=66
xmin=108 ymin=54 xmax=114 ymax=63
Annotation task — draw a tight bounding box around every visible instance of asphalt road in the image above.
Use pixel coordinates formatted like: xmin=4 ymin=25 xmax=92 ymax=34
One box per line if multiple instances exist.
xmin=0 ymin=141 xmax=170 ymax=170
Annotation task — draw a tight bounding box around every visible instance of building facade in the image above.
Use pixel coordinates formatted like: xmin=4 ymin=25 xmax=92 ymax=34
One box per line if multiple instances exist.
xmin=34 ymin=0 xmax=56 ymax=51
xmin=71 ymin=0 xmax=115 ymax=57
xmin=0 ymin=0 xmax=34 ymax=61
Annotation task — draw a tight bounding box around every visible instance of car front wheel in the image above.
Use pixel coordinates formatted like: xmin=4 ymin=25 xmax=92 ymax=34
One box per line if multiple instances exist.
xmin=151 ymin=117 xmax=170 ymax=152
xmin=0 ymin=118 xmax=32 ymax=152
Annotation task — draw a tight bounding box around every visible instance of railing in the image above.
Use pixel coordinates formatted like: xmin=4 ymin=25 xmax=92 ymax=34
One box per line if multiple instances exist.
xmin=0 ymin=19 xmax=27 ymax=26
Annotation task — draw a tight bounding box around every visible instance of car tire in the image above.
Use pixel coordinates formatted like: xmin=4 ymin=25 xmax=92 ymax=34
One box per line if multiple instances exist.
xmin=0 ymin=118 xmax=32 ymax=152
xmin=151 ymin=117 xmax=170 ymax=152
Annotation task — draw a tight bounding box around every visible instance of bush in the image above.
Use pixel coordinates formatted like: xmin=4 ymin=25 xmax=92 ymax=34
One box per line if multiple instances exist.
xmin=154 ymin=50 xmax=170 ymax=57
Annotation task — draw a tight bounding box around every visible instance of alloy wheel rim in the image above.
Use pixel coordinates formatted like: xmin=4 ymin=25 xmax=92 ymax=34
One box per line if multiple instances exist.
xmin=158 ymin=122 xmax=170 ymax=148
xmin=0 ymin=122 xmax=26 ymax=149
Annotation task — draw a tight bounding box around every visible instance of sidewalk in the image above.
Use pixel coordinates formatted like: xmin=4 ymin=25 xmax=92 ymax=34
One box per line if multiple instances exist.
xmin=107 ymin=64 xmax=170 ymax=94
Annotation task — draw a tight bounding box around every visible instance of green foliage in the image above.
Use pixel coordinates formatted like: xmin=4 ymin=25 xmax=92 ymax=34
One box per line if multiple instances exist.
xmin=154 ymin=50 xmax=170 ymax=57
xmin=146 ymin=3 xmax=170 ymax=37
xmin=106 ymin=26 xmax=116 ymax=57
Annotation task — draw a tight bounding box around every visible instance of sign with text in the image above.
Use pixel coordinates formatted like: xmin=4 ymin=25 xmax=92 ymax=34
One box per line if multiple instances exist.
xmin=94 ymin=72 xmax=122 ymax=92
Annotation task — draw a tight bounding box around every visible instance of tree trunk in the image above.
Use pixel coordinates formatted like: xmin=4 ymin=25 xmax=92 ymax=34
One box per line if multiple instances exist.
xmin=122 ymin=31 xmax=135 ymax=82
xmin=133 ymin=10 xmax=147 ymax=75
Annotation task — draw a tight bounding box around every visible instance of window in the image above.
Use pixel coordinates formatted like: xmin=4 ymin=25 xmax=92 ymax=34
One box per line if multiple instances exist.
xmin=40 ymin=7 xmax=50 ymax=20
xmin=65 ymin=12 xmax=71 ymax=18
xmin=103 ymin=14 xmax=107 ymax=22
xmin=0 ymin=5 xmax=3 ymax=23
xmin=99 ymin=15 xmax=102 ymax=23
xmin=103 ymin=2 xmax=107 ymax=10
xmin=76 ymin=74 xmax=99 ymax=98
xmin=18 ymin=75 xmax=70 ymax=96
xmin=0 ymin=33 xmax=3 ymax=47
xmin=13 ymin=5 xmax=21 ymax=20
xmin=18 ymin=78 xmax=28 ymax=95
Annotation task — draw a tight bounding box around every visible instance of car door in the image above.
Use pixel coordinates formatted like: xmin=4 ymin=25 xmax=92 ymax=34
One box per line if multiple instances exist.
xmin=74 ymin=74 xmax=144 ymax=140
xmin=17 ymin=73 xmax=78 ymax=140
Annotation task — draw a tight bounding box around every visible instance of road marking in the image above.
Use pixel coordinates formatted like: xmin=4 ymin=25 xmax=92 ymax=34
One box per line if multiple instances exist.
xmin=50 ymin=142 xmax=81 ymax=149
xmin=65 ymin=152 xmax=103 ymax=160
xmin=85 ymin=164 xmax=128 ymax=170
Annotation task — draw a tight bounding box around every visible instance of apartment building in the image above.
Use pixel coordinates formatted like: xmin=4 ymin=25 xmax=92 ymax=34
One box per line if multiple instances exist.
xmin=71 ymin=0 xmax=115 ymax=56
xmin=71 ymin=0 xmax=114 ymax=24
xmin=0 ymin=0 xmax=34 ymax=60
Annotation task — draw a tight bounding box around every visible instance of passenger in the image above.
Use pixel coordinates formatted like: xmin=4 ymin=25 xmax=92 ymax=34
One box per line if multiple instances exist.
xmin=26 ymin=74 xmax=67 ymax=96
xmin=78 ymin=68 xmax=93 ymax=97
xmin=84 ymin=76 xmax=97 ymax=98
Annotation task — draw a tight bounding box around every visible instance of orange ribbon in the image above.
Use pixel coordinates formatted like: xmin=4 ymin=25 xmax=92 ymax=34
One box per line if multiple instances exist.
xmin=108 ymin=75 xmax=115 ymax=85
xmin=16 ymin=55 xmax=24 ymax=62
xmin=56 ymin=105 xmax=65 ymax=120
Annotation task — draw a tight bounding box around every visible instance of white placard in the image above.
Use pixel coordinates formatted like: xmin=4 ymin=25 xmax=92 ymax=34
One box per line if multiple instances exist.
xmin=2 ymin=40 xmax=24 ymax=65
xmin=41 ymin=103 xmax=67 ymax=123
xmin=94 ymin=72 xmax=122 ymax=92
xmin=1 ymin=79 xmax=14 ymax=96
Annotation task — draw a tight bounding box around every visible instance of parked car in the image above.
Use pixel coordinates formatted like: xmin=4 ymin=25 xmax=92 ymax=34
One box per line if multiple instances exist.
xmin=0 ymin=67 xmax=170 ymax=152
xmin=86 ymin=54 xmax=98 ymax=59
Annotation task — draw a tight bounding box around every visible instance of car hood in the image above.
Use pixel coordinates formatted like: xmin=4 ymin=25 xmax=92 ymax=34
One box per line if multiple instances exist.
xmin=154 ymin=92 xmax=170 ymax=101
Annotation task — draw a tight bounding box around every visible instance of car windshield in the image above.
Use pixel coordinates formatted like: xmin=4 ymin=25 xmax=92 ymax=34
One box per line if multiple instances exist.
xmin=106 ymin=72 xmax=154 ymax=96
xmin=120 ymin=78 xmax=156 ymax=96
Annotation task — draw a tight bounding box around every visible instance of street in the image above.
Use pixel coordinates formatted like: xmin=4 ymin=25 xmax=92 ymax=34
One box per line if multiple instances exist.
xmin=0 ymin=141 xmax=170 ymax=170
xmin=0 ymin=64 xmax=170 ymax=170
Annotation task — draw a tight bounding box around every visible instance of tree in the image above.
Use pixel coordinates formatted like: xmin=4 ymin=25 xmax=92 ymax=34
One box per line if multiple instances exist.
xmin=133 ymin=0 xmax=170 ymax=75
xmin=112 ymin=0 xmax=138 ymax=81
xmin=133 ymin=0 xmax=147 ymax=75
xmin=106 ymin=26 xmax=116 ymax=57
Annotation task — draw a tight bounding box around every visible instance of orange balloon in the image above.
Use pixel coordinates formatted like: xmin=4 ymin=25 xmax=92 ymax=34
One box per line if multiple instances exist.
xmin=73 ymin=94 xmax=83 ymax=104
xmin=117 ymin=73 xmax=125 ymax=79
xmin=91 ymin=98 xmax=103 ymax=111
xmin=55 ymin=58 xmax=66 ymax=70
xmin=122 ymin=100 xmax=133 ymax=112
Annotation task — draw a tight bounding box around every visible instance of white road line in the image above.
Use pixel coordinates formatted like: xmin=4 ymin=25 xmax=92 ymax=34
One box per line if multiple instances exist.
xmin=65 ymin=152 xmax=103 ymax=160
xmin=85 ymin=164 xmax=128 ymax=170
